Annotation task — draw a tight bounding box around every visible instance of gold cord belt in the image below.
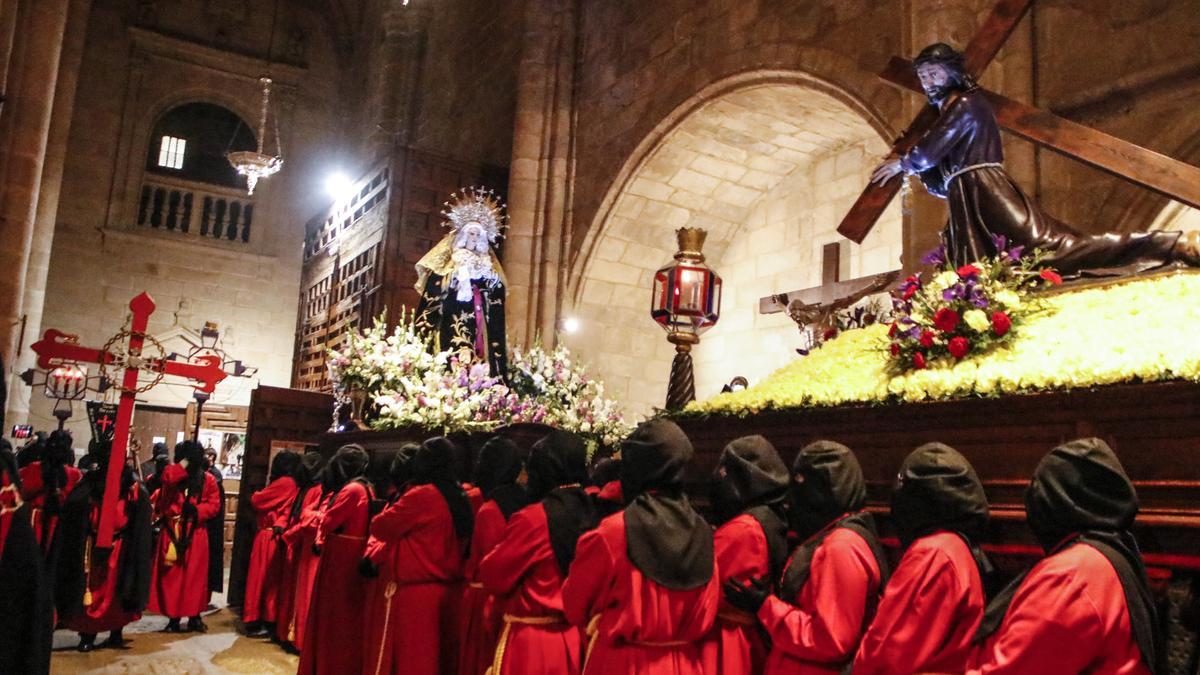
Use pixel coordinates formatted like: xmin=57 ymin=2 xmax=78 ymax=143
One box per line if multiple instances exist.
xmin=372 ymin=582 xmax=398 ymax=675
xmin=487 ymin=614 xmax=567 ymax=675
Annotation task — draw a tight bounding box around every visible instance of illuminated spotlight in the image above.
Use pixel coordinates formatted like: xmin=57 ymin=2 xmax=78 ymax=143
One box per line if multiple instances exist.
xmin=325 ymin=171 xmax=355 ymax=204
xmin=562 ymin=316 xmax=581 ymax=334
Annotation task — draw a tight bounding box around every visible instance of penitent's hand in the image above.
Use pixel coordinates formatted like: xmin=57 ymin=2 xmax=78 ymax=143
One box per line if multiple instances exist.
xmin=870 ymin=158 xmax=904 ymax=186
xmin=723 ymin=577 xmax=771 ymax=615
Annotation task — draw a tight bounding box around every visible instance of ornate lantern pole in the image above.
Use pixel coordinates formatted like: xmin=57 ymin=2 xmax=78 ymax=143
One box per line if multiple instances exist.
xmin=651 ymin=228 xmax=722 ymax=410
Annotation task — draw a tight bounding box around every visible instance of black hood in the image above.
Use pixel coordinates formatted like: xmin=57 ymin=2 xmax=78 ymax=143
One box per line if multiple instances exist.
xmin=321 ymin=444 xmax=370 ymax=494
xmin=710 ymin=435 xmax=788 ymax=524
xmin=389 ymin=443 xmax=420 ymax=491
xmin=416 ymin=437 xmax=473 ymax=542
xmin=174 ymin=440 xmax=207 ymax=495
xmin=620 ymin=419 xmax=713 ymax=590
xmin=589 ymin=457 xmax=621 ymax=488
xmin=527 ymin=430 xmax=588 ymax=502
xmin=269 ymin=451 xmax=301 ymax=483
xmin=790 ymin=440 xmax=867 ymax=540
xmin=474 ymin=436 xmax=524 ymax=497
xmin=1026 ymin=438 xmax=1137 ymax=551
xmin=891 ymin=442 xmax=989 ymax=548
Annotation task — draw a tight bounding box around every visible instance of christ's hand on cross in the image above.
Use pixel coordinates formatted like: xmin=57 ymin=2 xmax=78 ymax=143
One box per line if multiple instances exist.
xmin=870 ymin=157 xmax=904 ymax=186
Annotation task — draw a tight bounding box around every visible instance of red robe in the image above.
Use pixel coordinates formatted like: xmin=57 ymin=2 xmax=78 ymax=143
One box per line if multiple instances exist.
xmin=242 ymin=476 xmax=298 ymax=624
xmin=276 ymin=487 xmax=324 ymax=648
xmin=148 ymin=465 xmax=220 ymax=618
xmin=478 ymin=503 xmax=583 ymax=675
xmin=757 ymin=527 xmax=882 ymax=675
xmin=701 ymin=514 xmax=772 ymax=675
xmin=853 ymin=531 xmax=984 ymax=674
xmin=19 ymin=462 xmax=82 ymax=553
xmin=362 ymin=484 xmax=466 ymax=675
xmin=63 ymin=484 xmax=144 ymax=633
xmin=298 ymin=480 xmax=372 ymax=675
xmin=967 ymin=542 xmax=1151 ymax=674
xmin=562 ymin=511 xmax=719 ymax=675
xmin=458 ymin=499 xmax=509 ymax=675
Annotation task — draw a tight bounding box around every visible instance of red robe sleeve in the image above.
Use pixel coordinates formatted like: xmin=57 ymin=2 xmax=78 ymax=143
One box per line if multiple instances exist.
xmin=251 ymin=478 xmax=296 ymax=514
xmin=966 ymin=559 xmax=1109 ymax=674
xmin=194 ymin=472 xmax=222 ymax=523
xmin=854 ymin=541 xmax=961 ymax=674
xmin=477 ymin=505 xmax=542 ymax=597
xmin=369 ymin=487 xmax=433 ymax=542
xmin=757 ymin=530 xmax=875 ymax=664
xmin=562 ymin=527 xmax=614 ymax=627
xmin=315 ymin=482 xmax=368 ymax=547
xmin=465 ymin=501 xmax=508 ymax=579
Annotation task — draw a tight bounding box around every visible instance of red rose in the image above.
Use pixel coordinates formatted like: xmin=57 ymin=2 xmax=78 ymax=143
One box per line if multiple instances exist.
xmin=991 ymin=311 xmax=1012 ymax=337
xmin=890 ymin=342 xmax=900 ymax=356
xmin=913 ymin=352 xmax=926 ymax=370
xmin=919 ymin=330 xmax=935 ymax=348
xmin=933 ymin=308 xmax=960 ymax=333
xmin=957 ymin=264 xmax=980 ymax=278
xmin=1039 ymin=269 xmax=1063 ymax=286
xmin=823 ymin=327 xmax=838 ymax=341
xmin=888 ymin=322 xmax=898 ymax=338
xmin=948 ymin=336 xmax=970 ymax=359
xmin=903 ymin=286 xmax=917 ymax=300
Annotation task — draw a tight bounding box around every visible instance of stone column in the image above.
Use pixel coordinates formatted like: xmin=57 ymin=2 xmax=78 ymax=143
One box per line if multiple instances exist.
xmin=898 ymin=0 xmax=1036 ymax=270
xmin=0 ymin=0 xmax=70 ymax=410
xmin=6 ymin=0 xmax=91 ymax=428
xmin=368 ymin=1 xmax=433 ymax=160
xmin=504 ymin=0 xmax=577 ymax=349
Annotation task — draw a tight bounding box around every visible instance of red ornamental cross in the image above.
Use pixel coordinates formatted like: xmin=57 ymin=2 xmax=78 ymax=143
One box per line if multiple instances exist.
xmin=30 ymin=292 xmax=227 ymax=549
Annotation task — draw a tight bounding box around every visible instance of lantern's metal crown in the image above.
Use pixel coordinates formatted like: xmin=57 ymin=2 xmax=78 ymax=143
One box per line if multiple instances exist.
xmin=674 ymin=227 xmax=708 ymax=262
xmin=442 ymin=186 xmax=507 ymax=242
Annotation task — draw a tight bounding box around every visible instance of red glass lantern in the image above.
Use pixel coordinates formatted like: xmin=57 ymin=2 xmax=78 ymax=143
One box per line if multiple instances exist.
xmin=650 ymin=228 xmax=721 ymax=410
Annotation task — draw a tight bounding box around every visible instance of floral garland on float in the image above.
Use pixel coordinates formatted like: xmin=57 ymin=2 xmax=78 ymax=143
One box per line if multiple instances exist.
xmin=683 ymin=251 xmax=1200 ymax=416
xmin=328 ymin=313 xmax=630 ymax=455
xmin=887 ymin=236 xmax=1058 ymax=372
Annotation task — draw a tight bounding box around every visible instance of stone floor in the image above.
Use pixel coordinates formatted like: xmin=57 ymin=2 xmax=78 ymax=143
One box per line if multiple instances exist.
xmin=50 ymin=606 xmax=297 ymax=674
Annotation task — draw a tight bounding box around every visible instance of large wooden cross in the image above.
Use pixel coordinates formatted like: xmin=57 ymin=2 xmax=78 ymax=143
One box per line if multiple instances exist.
xmin=30 ymin=292 xmax=227 ymax=549
xmin=837 ymin=0 xmax=1200 ymax=244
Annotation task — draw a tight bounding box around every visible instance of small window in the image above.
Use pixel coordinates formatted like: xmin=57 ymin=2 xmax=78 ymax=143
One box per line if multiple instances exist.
xmin=157 ymin=136 xmax=186 ymax=169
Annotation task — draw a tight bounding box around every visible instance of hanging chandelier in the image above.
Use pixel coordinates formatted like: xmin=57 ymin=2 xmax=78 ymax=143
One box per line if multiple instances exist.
xmin=227 ymin=76 xmax=283 ymax=195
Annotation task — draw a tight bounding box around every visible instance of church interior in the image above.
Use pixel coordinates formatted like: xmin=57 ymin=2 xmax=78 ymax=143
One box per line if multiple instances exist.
xmin=2 ymin=0 xmax=1200 ymax=673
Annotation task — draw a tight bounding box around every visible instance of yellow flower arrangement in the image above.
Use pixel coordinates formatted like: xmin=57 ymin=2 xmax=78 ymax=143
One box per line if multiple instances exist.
xmin=685 ymin=271 xmax=1200 ymax=417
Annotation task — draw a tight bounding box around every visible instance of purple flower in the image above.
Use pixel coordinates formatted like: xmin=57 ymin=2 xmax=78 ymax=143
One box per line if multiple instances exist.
xmin=921 ymin=245 xmax=947 ymax=266
xmin=1007 ymin=246 xmax=1025 ymax=262
xmin=904 ymin=326 xmax=922 ymax=340
xmin=990 ymin=234 xmax=1008 ymax=253
xmin=969 ymin=287 xmax=989 ymax=308
xmin=943 ymin=284 xmax=964 ymax=301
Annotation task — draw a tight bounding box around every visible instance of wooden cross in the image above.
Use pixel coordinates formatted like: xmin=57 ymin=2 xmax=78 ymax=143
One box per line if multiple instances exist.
xmin=760 ymin=242 xmax=899 ymax=333
xmin=837 ymin=0 xmax=1200 ymax=244
xmin=30 ymin=292 xmax=227 ymax=549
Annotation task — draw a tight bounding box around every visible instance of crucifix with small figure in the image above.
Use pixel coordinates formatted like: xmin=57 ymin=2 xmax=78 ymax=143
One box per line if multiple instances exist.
xmin=760 ymin=241 xmax=899 ymax=342
xmin=28 ymin=292 xmax=227 ymax=549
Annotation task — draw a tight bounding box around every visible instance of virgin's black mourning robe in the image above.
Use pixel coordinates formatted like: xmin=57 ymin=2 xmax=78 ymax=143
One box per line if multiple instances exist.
xmin=901 ymin=88 xmax=1183 ymax=280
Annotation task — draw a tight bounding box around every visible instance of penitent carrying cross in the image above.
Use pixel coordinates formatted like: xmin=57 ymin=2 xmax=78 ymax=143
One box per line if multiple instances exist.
xmin=29 ymin=292 xmax=227 ymax=549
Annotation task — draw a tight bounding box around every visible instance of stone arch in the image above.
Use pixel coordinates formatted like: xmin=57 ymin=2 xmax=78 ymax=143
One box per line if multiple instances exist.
xmin=564 ymin=70 xmax=903 ymax=419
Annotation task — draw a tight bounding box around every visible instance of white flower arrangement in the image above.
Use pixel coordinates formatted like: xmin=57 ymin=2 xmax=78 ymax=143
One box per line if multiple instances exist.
xmin=329 ymin=316 xmax=631 ymax=455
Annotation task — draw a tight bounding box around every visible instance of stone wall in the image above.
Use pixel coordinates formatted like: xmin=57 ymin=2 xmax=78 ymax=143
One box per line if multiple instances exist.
xmin=562 ymin=77 xmax=900 ymax=418
xmin=25 ymin=0 xmax=344 ymax=437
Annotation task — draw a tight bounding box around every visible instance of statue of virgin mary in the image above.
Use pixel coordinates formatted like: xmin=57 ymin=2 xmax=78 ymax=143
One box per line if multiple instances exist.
xmin=414 ymin=186 xmax=509 ymax=378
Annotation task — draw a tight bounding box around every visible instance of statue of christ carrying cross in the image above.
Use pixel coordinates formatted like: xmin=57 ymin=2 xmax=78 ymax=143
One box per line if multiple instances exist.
xmin=870 ymin=43 xmax=1200 ymax=279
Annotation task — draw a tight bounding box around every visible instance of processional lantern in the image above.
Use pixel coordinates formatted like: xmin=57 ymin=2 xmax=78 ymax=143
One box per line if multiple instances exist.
xmin=226 ymin=76 xmax=283 ymax=195
xmin=651 ymin=227 xmax=722 ymax=410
